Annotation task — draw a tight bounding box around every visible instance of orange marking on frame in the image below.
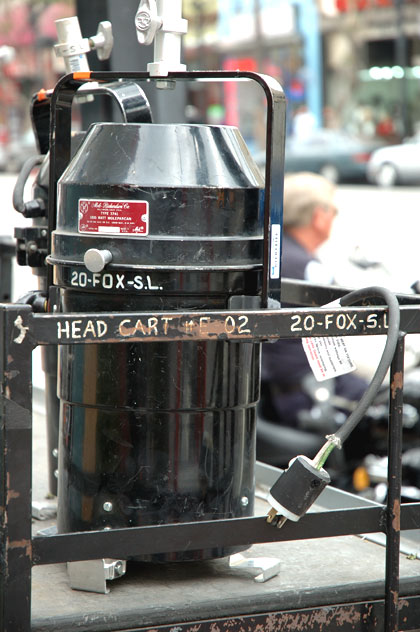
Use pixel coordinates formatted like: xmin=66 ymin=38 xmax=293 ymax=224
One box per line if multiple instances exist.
xmin=73 ymin=71 xmax=91 ymax=80
xmin=37 ymin=89 xmax=48 ymax=101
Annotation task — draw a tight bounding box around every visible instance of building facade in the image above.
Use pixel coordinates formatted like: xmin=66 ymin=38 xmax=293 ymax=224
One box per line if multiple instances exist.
xmin=320 ymin=0 xmax=420 ymax=139
xmin=184 ymin=0 xmax=420 ymax=144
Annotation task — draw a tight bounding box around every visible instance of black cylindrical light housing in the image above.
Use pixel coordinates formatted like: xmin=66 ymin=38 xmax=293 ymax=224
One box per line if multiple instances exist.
xmin=50 ymin=122 xmax=264 ymax=561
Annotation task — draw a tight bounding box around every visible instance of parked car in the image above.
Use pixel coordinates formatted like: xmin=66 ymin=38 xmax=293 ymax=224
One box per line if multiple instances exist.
xmin=367 ymin=133 xmax=420 ymax=186
xmin=283 ymin=129 xmax=382 ymax=183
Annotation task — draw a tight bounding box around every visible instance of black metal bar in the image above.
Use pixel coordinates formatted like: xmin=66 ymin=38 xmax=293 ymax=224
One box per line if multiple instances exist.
xmin=46 ymin=75 xmax=81 ymax=290
xmin=16 ymin=304 xmax=420 ymax=347
xmin=0 ymin=304 xmax=34 ymax=632
xmin=30 ymin=89 xmax=53 ymax=155
xmin=260 ymin=73 xmax=285 ymax=307
xmin=32 ymin=502 xmax=420 ymax=567
xmin=0 ymin=238 xmax=15 ymax=302
xmin=385 ymin=335 xmax=405 ymax=632
xmin=32 ymin=506 xmax=382 ymax=565
xmin=281 ymin=278 xmax=420 ymax=307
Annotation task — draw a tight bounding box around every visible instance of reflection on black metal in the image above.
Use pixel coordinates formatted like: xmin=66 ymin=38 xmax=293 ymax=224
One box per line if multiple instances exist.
xmin=0 ymin=237 xmax=15 ymax=302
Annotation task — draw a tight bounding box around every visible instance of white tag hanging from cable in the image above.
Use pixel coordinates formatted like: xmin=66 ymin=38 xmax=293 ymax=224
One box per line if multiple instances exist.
xmin=301 ymin=299 xmax=357 ymax=382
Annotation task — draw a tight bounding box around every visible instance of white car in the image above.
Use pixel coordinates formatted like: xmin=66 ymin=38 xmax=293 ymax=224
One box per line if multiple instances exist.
xmin=367 ymin=133 xmax=420 ymax=186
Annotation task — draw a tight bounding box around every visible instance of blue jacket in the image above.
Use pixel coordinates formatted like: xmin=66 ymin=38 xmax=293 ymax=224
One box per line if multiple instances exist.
xmin=260 ymin=233 xmax=367 ymax=426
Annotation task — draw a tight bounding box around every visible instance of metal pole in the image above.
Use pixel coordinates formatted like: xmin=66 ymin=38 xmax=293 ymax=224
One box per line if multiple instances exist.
xmin=295 ymin=0 xmax=323 ymax=128
xmin=0 ymin=238 xmax=15 ymax=302
xmin=394 ymin=0 xmax=410 ymax=137
xmin=384 ymin=334 xmax=405 ymax=632
xmin=253 ymin=0 xmax=264 ymax=73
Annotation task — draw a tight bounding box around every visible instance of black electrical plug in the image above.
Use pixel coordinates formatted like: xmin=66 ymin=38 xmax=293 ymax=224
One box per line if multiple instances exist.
xmin=266 ymin=456 xmax=330 ymax=528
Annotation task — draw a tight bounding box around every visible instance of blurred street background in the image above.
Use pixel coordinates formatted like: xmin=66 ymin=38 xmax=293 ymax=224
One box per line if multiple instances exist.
xmin=0 ymin=0 xmax=419 ymax=302
xmin=0 ymin=0 xmax=420 ymax=164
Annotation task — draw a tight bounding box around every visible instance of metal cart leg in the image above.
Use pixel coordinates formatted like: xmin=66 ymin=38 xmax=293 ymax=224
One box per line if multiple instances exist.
xmin=385 ymin=334 xmax=405 ymax=632
xmin=0 ymin=304 xmax=33 ymax=631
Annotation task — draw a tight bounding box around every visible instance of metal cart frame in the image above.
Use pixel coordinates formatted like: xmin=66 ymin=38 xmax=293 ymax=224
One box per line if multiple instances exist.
xmin=2 ymin=290 xmax=420 ymax=631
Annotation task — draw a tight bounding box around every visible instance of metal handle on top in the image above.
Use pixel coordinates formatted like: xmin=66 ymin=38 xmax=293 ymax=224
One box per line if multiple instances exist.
xmin=47 ymin=70 xmax=286 ymax=304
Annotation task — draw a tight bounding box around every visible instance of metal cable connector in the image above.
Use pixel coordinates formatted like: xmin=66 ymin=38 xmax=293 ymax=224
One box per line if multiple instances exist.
xmin=266 ymin=507 xmax=287 ymax=529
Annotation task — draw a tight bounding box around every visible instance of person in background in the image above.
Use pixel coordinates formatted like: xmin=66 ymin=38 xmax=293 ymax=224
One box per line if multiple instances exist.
xmin=292 ymin=104 xmax=317 ymax=139
xmin=260 ymin=172 xmax=367 ymax=427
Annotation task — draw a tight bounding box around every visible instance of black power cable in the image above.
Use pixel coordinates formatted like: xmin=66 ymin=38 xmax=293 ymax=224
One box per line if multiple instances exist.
xmin=313 ymin=285 xmax=400 ymax=468
xmin=267 ymin=285 xmax=400 ymax=526
xmin=12 ymin=154 xmax=45 ymax=217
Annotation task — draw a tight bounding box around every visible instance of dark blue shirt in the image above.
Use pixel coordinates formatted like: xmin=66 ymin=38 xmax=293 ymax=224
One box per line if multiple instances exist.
xmin=261 ymin=233 xmax=367 ymax=426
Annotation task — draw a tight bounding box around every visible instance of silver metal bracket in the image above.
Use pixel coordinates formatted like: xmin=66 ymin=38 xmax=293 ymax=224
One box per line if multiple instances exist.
xmin=32 ymin=500 xmax=57 ymax=521
xmin=67 ymin=558 xmax=127 ymax=594
xmin=229 ymin=553 xmax=281 ymax=583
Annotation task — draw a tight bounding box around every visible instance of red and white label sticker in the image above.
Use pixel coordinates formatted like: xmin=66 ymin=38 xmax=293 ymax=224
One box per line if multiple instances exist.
xmin=78 ymin=198 xmax=149 ymax=235
xmin=302 ymin=336 xmax=356 ymax=382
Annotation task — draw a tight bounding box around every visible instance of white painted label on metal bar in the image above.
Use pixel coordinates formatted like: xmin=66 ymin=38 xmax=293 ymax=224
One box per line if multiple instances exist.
xmin=270 ymin=224 xmax=281 ymax=279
